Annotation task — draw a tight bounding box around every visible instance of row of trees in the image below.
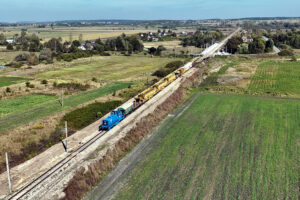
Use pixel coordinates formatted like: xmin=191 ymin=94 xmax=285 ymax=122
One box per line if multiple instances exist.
xmin=271 ymin=31 xmax=300 ymax=49
xmin=104 ymin=34 xmax=144 ymax=53
xmin=181 ymin=31 xmax=224 ymax=48
xmin=226 ymin=36 xmax=274 ymax=54
xmin=0 ymin=30 xmax=42 ymax=52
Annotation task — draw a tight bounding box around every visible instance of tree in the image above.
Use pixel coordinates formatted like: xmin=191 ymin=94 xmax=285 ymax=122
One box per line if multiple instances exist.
xmin=39 ymin=48 xmax=52 ymax=63
xmin=27 ymin=53 xmax=39 ymax=65
xmin=237 ymin=43 xmax=249 ymax=54
xmin=248 ymin=38 xmax=266 ymax=54
xmin=69 ymin=32 xmax=73 ymax=42
xmin=0 ymin=33 xmax=6 ymax=45
xmin=79 ymin=34 xmax=83 ymax=43
xmin=265 ymin=39 xmax=274 ymax=53
xmin=72 ymin=40 xmax=81 ymax=47
xmin=95 ymin=38 xmax=103 ymax=45
xmin=148 ymin=47 xmax=157 ymax=55
xmin=226 ymin=36 xmax=243 ymax=54
xmin=6 ymin=43 xmax=13 ymax=50
xmin=155 ymin=45 xmax=166 ymax=56
xmin=44 ymin=38 xmax=63 ymax=53
xmin=115 ymin=36 xmax=128 ymax=51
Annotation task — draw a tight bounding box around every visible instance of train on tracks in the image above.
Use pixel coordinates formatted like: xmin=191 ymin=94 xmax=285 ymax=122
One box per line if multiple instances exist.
xmin=99 ymin=60 xmax=195 ymax=131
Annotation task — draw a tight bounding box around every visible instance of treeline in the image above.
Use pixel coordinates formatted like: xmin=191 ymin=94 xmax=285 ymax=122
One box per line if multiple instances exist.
xmin=181 ymin=31 xmax=224 ymax=48
xmin=152 ymin=60 xmax=184 ymax=77
xmin=6 ymin=32 xmax=144 ymax=67
xmin=271 ymin=31 xmax=300 ymax=49
xmin=226 ymin=36 xmax=274 ymax=54
xmin=104 ymin=34 xmax=144 ymax=53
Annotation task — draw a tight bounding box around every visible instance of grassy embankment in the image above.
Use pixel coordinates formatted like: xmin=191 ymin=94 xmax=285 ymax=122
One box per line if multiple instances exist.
xmin=114 ymin=93 xmax=299 ymax=200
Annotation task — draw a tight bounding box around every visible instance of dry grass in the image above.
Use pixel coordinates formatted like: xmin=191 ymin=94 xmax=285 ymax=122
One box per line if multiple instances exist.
xmin=61 ymin=70 xmax=201 ymax=200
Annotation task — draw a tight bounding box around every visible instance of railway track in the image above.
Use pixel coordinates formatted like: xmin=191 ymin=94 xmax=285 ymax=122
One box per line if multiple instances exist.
xmin=7 ymin=130 xmax=108 ymax=200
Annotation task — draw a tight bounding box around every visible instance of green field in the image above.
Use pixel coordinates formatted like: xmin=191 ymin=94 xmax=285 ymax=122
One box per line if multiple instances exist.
xmin=0 ymin=94 xmax=56 ymax=117
xmin=35 ymin=56 xmax=182 ymax=82
xmin=0 ymin=82 xmax=131 ymax=134
xmin=249 ymin=61 xmax=300 ymax=96
xmin=0 ymin=76 xmax=31 ymax=87
xmin=114 ymin=93 xmax=299 ymax=200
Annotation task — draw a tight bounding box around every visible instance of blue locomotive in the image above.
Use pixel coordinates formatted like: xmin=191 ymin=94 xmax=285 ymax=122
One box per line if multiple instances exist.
xmin=99 ymin=102 xmax=134 ymax=131
xmin=99 ymin=110 xmax=125 ymax=131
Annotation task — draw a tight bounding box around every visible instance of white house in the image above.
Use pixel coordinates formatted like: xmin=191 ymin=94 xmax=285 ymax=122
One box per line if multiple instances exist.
xmin=6 ymin=39 xmax=14 ymax=44
xmin=78 ymin=45 xmax=86 ymax=51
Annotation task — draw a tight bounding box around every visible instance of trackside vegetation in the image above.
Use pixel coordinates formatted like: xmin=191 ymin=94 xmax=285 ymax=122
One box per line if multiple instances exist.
xmin=61 ymin=101 xmax=122 ymax=130
xmin=114 ymin=93 xmax=299 ymax=200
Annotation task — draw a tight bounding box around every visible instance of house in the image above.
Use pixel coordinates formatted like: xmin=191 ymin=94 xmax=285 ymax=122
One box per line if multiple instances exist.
xmin=242 ymin=35 xmax=253 ymax=43
xmin=78 ymin=45 xmax=86 ymax=51
xmin=6 ymin=38 xmax=14 ymax=44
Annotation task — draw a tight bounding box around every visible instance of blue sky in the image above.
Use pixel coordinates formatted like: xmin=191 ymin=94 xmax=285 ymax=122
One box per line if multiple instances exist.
xmin=0 ymin=0 xmax=299 ymax=22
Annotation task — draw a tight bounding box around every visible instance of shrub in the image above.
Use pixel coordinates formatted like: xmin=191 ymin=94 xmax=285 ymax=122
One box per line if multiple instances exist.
xmin=291 ymin=55 xmax=297 ymax=62
xmin=6 ymin=43 xmax=13 ymax=50
xmin=41 ymin=79 xmax=48 ymax=85
xmin=32 ymin=124 xmax=44 ymax=129
xmin=278 ymin=49 xmax=294 ymax=56
xmin=28 ymin=53 xmax=39 ymax=65
xmin=91 ymin=77 xmax=97 ymax=82
xmin=29 ymin=84 xmax=35 ymax=88
xmin=61 ymin=101 xmax=122 ymax=130
xmin=54 ymin=82 xmax=90 ymax=91
xmin=6 ymin=87 xmax=11 ymax=93
xmin=25 ymin=81 xmax=31 ymax=87
xmin=15 ymin=53 xmax=29 ymax=62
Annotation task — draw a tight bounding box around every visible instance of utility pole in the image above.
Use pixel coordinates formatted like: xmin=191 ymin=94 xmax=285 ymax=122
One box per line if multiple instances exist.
xmin=61 ymin=89 xmax=64 ymax=108
xmin=5 ymin=153 xmax=12 ymax=194
xmin=65 ymin=121 xmax=68 ymax=152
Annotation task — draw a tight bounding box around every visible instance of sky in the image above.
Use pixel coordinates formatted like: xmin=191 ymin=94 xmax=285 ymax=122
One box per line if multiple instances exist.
xmin=0 ymin=0 xmax=299 ymax=22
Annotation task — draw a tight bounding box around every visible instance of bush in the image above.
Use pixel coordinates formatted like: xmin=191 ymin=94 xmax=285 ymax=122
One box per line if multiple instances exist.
xmin=54 ymin=82 xmax=90 ymax=91
xmin=29 ymin=84 xmax=35 ymax=88
xmin=6 ymin=43 xmax=13 ymax=50
xmin=25 ymin=81 xmax=31 ymax=87
xmin=32 ymin=124 xmax=44 ymax=129
xmin=28 ymin=53 xmax=39 ymax=65
xmin=41 ymin=79 xmax=48 ymax=85
xmin=291 ymin=55 xmax=297 ymax=62
xmin=61 ymin=101 xmax=122 ymax=130
xmin=6 ymin=87 xmax=11 ymax=93
xmin=152 ymin=60 xmax=184 ymax=77
xmin=15 ymin=53 xmax=29 ymax=62
xmin=278 ymin=49 xmax=294 ymax=56
xmin=91 ymin=77 xmax=97 ymax=82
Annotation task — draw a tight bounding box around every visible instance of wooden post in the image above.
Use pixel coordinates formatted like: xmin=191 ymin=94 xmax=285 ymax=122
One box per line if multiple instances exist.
xmin=5 ymin=153 xmax=12 ymax=194
xmin=65 ymin=121 xmax=68 ymax=152
xmin=61 ymin=89 xmax=64 ymax=108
